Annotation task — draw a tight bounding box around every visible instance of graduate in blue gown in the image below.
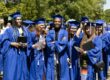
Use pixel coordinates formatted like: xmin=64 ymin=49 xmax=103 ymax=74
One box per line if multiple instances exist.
xmin=46 ymin=14 xmax=69 ymax=80
xmin=94 ymin=20 xmax=106 ymax=80
xmin=77 ymin=22 xmax=105 ymax=80
xmin=29 ymin=18 xmax=46 ymax=80
xmin=67 ymin=21 xmax=83 ymax=80
xmin=96 ymin=20 xmax=110 ymax=79
xmin=0 ymin=16 xmax=11 ymax=76
xmin=100 ymin=32 xmax=110 ymax=79
xmin=23 ymin=20 xmax=36 ymax=74
xmin=102 ymin=23 xmax=110 ymax=64
xmin=1 ymin=12 xmax=29 ymax=80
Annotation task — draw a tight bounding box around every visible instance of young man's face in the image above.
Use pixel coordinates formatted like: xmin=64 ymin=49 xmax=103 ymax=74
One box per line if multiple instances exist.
xmin=54 ymin=18 xmax=62 ymax=28
xmin=15 ymin=17 xmax=22 ymax=26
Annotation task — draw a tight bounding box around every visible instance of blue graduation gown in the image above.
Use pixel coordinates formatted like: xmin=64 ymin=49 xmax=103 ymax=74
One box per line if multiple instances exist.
xmin=100 ymin=32 xmax=110 ymax=78
xmin=1 ymin=26 xmax=29 ymax=80
xmin=86 ymin=36 xmax=105 ymax=80
xmin=68 ymin=34 xmax=83 ymax=80
xmin=29 ymin=32 xmax=44 ymax=80
xmin=46 ymin=28 xmax=70 ymax=80
xmin=0 ymin=34 xmax=3 ymax=72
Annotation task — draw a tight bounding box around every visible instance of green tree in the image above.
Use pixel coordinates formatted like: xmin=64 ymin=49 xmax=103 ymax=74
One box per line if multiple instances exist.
xmin=66 ymin=0 xmax=105 ymax=21
xmin=0 ymin=1 xmax=8 ymax=17
xmin=0 ymin=0 xmax=106 ymax=21
xmin=104 ymin=9 xmax=110 ymax=22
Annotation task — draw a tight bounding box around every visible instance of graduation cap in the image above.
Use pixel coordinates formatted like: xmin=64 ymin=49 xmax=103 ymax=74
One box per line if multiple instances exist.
xmin=95 ymin=19 xmax=105 ymax=26
xmin=68 ymin=21 xmax=78 ymax=29
xmin=35 ymin=18 xmax=46 ymax=25
xmin=69 ymin=23 xmax=78 ymax=28
xmin=52 ymin=14 xmax=63 ymax=20
xmin=10 ymin=12 xmax=21 ymax=19
xmin=23 ymin=20 xmax=35 ymax=27
xmin=68 ymin=20 xmax=80 ymax=28
xmin=72 ymin=21 xmax=80 ymax=27
xmin=81 ymin=16 xmax=89 ymax=23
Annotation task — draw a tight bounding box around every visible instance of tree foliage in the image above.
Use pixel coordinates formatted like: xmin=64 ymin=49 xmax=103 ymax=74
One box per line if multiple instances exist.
xmin=104 ymin=9 xmax=110 ymax=22
xmin=0 ymin=0 xmax=107 ymax=21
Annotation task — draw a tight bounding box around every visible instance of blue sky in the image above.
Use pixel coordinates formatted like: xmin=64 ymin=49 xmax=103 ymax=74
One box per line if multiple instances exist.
xmin=104 ymin=0 xmax=110 ymax=10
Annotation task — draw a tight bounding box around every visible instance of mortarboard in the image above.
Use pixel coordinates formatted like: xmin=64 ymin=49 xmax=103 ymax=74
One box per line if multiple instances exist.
xmin=23 ymin=20 xmax=34 ymax=24
xmin=95 ymin=19 xmax=105 ymax=26
xmin=68 ymin=21 xmax=78 ymax=28
xmin=69 ymin=23 xmax=78 ymax=28
xmin=10 ymin=12 xmax=21 ymax=19
xmin=52 ymin=14 xmax=63 ymax=20
xmin=68 ymin=20 xmax=80 ymax=28
xmin=81 ymin=16 xmax=89 ymax=23
xmin=34 ymin=18 xmax=45 ymax=25
xmin=23 ymin=20 xmax=34 ymax=27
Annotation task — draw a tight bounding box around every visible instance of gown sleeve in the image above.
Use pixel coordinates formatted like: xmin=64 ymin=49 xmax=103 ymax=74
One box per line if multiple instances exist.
xmin=87 ymin=37 xmax=102 ymax=64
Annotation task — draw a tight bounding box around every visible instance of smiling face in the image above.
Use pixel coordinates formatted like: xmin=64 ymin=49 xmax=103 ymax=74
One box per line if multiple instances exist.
xmin=70 ymin=27 xmax=77 ymax=35
xmin=95 ymin=26 xmax=103 ymax=35
xmin=53 ymin=18 xmax=62 ymax=28
xmin=15 ymin=17 xmax=22 ymax=27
